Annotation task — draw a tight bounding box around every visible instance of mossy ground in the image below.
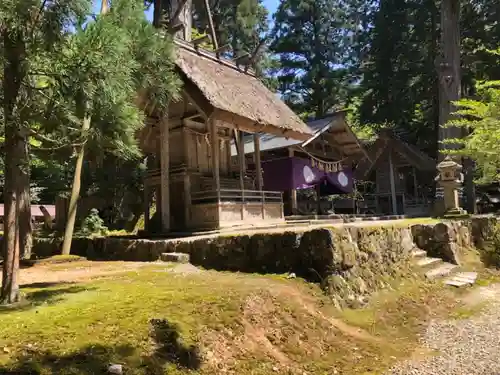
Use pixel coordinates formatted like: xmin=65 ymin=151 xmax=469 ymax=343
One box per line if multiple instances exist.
xmin=0 ymin=260 xmax=474 ymax=375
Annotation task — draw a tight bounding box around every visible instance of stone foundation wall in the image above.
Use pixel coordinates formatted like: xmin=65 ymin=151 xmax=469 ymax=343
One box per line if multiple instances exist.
xmin=18 ymin=216 xmax=498 ymax=307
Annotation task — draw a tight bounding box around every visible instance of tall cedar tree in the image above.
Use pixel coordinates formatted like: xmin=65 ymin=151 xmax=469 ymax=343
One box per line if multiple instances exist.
xmin=192 ymin=0 xmax=268 ymax=57
xmin=359 ymin=0 xmax=440 ymax=153
xmin=358 ymin=0 xmax=500 ymax=152
xmin=270 ymin=0 xmax=356 ymax=118
xmin=151 ymin=0 xmax=270 ymax=76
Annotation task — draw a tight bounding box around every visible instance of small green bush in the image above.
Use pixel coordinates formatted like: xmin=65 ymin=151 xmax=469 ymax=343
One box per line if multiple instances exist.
xmin=80 ymin=208 xmax=108 ymax=237
xmin=480 ymin=224 xmax=500 ymax=268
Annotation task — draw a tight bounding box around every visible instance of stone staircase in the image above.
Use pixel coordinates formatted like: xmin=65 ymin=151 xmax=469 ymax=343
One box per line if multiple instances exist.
xmin=412 ymin=248 xmax=477 ymax=287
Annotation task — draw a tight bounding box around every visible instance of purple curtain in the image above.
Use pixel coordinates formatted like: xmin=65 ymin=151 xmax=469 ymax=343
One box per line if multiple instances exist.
xmin=262 ymin=157 xmax=353 ymax=194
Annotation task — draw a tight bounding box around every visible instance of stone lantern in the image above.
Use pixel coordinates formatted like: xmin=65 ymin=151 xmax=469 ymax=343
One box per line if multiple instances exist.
xmin=435 ymin=156 xmax=467 ymax=215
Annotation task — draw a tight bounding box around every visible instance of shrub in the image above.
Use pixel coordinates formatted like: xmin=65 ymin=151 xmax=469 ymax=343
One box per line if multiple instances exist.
xmin=80 ymin=208 xmax=108 ymax=237
xmin=480 ymin=224 xmax=500 ymax=268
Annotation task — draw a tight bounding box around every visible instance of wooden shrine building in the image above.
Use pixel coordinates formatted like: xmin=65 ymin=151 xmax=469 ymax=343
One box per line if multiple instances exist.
xmin=230 ymin=111 xmax=368 ymax=215
xmin=354 ymin=130 xmax=436 ymax=216
xmin=138 ymin=38 xmax=313 ymax=232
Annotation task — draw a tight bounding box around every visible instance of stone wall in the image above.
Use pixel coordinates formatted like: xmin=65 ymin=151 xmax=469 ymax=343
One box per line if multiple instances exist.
xmin=411 ymin=216 xmax=498 ymax=266
xmin=21 ymin=226 xmax=418 ymax=308
xmin=17 ymin=216 xmax=498 ymax=307
xmin=411 ymin=222 xmax=471 ymax=265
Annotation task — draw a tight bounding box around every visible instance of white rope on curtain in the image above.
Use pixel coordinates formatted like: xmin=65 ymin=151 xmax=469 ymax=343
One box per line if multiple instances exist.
xmin=296 ymin=146 xmax=346 ymax=173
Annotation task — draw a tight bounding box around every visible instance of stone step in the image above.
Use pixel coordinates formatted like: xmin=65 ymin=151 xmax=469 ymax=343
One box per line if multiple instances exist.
xmin=444 ymin=279 xmax=471 ymax=287
xmin=416 ymin=257 xmax=443 ymax=268
xmin=160 ymin=252 xmax=190 ymax=263
xmin=411 ymin=249 xmax=427 ymax=259
xmin=425 ymin=262 xmax=458 ymax=279
xmin=444 ymin=272 xmax=478 ymax=287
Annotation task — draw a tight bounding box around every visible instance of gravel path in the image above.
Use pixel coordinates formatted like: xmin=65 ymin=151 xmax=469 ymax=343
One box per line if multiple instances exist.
xmin=388 ymin=284 xmax=500 ymax=375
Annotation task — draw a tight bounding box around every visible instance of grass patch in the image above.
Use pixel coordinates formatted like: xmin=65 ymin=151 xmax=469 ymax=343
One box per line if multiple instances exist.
xmin=338 ymin=279 xmax=458 ymax=362
xmin=450 ymin=302 xmax=488 ymax=320
xmin=0 ymin=264 xmax=467 ymax=375
xmin=35 ymin=254 xmax=87 ymax=265
xmin=355 ymin=217 xmax=442 ymax=230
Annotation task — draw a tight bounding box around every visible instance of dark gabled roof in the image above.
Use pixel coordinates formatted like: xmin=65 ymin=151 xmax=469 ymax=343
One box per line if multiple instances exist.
xmin=230 ymin=110 xmax=367 ymax=158
xmin=355 ymin=130 xmax=437 ymax=180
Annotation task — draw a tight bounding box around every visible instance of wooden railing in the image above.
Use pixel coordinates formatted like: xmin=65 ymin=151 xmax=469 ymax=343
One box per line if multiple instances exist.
xmin=362 ymin=193 xmax=432 ymax=211
xmin=145 ymin=164 xmax=187 ymax=179
xmin=191 ymin=189 xmax=282 ymax=204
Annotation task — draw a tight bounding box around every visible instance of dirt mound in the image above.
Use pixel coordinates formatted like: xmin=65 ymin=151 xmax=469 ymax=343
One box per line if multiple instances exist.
xmin=198 ymin=283 xmax=389 ymax=374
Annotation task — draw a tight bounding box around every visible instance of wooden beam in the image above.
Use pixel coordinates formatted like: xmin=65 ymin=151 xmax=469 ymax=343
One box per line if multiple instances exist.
xmin=144 ymin=185 xmax=150 ymax=233
xmin=237 ymin=130 xmax=246 ymax=192
xmin=179 ymin=74 xmax=214 ymax=119
xmin=213 ymin=109 xmax=311 ymax=142
xmin=215 ymin=44 xmax=231 ymax=55
xmin=234 ymin=52 xmax=251 ymax=66
xmin=183 ymin=126 xmax=191 ymax=228
xmin=183 ymin=119 xmax=232 ymax=140
xmin=388 ymin=151 xmax=398 ymax=215
xmin=169 ymin=0 xmax=188 ymax=25
xmin=168 ymin=23 xmax=184 ymax=34
xmin=254 ymin=133 xmax=263 ymax=191
xmin=413 ymin=167 xmax=419 ymax=199
xmin=210 ymin=118 xmax=220 ymax=200
xmin=160 ymin=117 xmax=170 ymax=232
xmin=226 ymin=137 xmax=232 ymax=176
xmin=289 ymin=148 xmax=298 ymax=215
xmin=181 ymin=111 xmax=202 ymax=121
xmin=203 ymin=0 xmax=219 ymax=50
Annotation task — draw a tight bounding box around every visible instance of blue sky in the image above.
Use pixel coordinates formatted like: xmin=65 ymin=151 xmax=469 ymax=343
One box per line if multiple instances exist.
xmin=263 ymin=0 xmax=279 ymax=16
xmin=92 ymin=0 xmax=279 ymax=19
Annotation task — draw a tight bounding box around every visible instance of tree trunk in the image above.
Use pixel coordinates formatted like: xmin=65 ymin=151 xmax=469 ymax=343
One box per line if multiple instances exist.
xmin=438 ymin=0 xmax=475 ymax=212
xmin=438 ymin=0 xmax=461 ymax=151
xmin=2 ymin=125 xmax=23 ymax=305
xmin=19 ymin=140 xmax=32 ymax=260
xmin=61 ymin=115 xmax=91 ymax=255
xmin=1 ymin=29 xmax=26 ymax=305
xmin=153 ymin=0 xmax=162 ymax=27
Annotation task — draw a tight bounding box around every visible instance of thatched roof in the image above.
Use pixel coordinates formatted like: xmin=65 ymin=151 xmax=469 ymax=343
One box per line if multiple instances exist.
xmin=174 ymin=39 xmax=313 ymax=141
xmin=355 ymin=130 xmax=436 ymax=180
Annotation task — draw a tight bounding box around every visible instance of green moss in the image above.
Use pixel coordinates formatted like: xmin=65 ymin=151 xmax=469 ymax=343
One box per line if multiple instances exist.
xmin=35 ymin=254 xmax=86 ymax=264
xmin=0 ymin=262 xmax=471 ymax=375
xmin=450 ymin=302 xmax=488 ymax=320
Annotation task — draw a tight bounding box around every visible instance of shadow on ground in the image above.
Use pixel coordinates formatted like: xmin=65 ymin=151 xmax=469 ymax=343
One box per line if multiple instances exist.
xmin=149 ymin=318 xmax=202 ymax=370
xmin=0 ymin=319 xmax=202 ymax=374
xmin=0 ymin=283 xmax=94 ymax=314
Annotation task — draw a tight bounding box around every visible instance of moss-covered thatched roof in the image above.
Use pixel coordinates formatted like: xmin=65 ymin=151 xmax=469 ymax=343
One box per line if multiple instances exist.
xmin=174 ymin=39 xmax=313 ymax=140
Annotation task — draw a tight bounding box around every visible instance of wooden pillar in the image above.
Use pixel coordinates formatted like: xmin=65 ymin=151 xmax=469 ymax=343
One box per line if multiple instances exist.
xmin=160 ymin=117 xmax=170 ymax=232
xmin=237 ymin=130 xmax=246 ymax=191
xmin=144 ymin=185 xmax=150 ymax=232
xmin=412 ymin=167 xmax=419 ymax=199
xmin=144 ymin=155 xmax=155 ymax=233
xmin=210 ymin=119 xmax=220 ymax=201
xmin=226 ymin=138 xmax=232 ymax=176
xmin=183 ymin=127 xmax=191 ymax=229
xmin=388 ymin=151 xmax=398 ymax=215
xmin=289 ymin=148 xmax=297 ymax=214
xmin=253 ymin=133 xmax=263 ymax=191
xmin=237 ymin=130 xmax=246 ymax=220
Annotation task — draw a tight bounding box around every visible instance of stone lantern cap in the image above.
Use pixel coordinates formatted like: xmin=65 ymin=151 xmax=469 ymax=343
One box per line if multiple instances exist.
xmin=437 ymin=155 xmax=462 ymax=172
